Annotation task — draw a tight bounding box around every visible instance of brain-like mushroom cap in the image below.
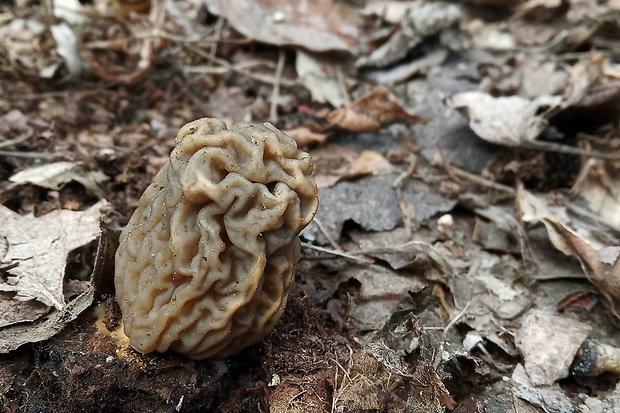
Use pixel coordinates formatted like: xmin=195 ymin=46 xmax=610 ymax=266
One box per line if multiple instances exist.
xmin=114 ymin=118 xmax=318 ymax=359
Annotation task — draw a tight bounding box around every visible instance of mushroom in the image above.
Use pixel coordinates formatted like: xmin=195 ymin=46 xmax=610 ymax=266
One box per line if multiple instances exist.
xmin=114 ymin=118 xmax=318 ymax=359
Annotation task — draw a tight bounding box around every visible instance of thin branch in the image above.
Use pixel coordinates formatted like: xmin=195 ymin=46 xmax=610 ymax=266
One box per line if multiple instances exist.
xmin=312 ymin=218 xmax=341 ymax=251
xmin=0 ymin=132 xmax=34 ymax=149
xmin=429 ymin=121 xmax=456 ymax=180
xmin=336 ymin=65 xmax=350 ymax=106
xmin=300 ymin=242 xmax=372 ymax=264
xmin=438 ymin=160 xmax=517 ymax=195
xmin=183 ymin=44 xmax=299 ymax=87
xmin=208 ymin=17 xmax=225 ymax=64
xmin=0 ymin=150 xmax=54 ymax=159
xmin=270 ymin=49 xmax=286 ymax=123
xmin=522 ymin=140 xmax=620 ymax=161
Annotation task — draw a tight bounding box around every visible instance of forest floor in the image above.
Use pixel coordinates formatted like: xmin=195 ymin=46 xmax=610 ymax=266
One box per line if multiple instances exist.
xmin=1 ymin=0 xmax=620 ymax=412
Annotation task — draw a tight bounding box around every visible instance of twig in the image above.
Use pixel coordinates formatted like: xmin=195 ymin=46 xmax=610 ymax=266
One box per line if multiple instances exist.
xmin=565 ymin=201 xmax=620 ymax=234
xmin=208 ymin=17 xmax=225 ymax=65
xmin=349 ymin=240 xmax=430 ymax=256
xmin=21 ymin=88 xmax=119 ymax=99
xmin=300 ymin=242 xmax=372 ymax=264
xmin=136 ymin=31 xmax=251 ymax=45
xmin=183 ymin=44 xmax=298 ymax=87
xmin=270 ymin=49 xmax=286 ymax=123
xmin=183 ymin=59 xmax=276 ymax=75
xmin=312 ymin=218 xmax=340 ymax=251
xmin=436 ymin=158 xmax=516 ymax=195
xmin=444 ymin=301 xmax=471 ymax=334
xmin=0 ymin=150 xmax=54 ymax=159
xmin=336 ymin=65 xmax=350 ymax=106
xmin=522 ymin=140 xmax=620 ymax=161
xmin=392 ymin=153 xmax=418 ymax=188
xmin=392 ymin=154 xmax=418 ymax=237
xmin=429 ymin=121 xmax=456 ymax=181
xmin=0 ymin=132 xmax=33 ymax=149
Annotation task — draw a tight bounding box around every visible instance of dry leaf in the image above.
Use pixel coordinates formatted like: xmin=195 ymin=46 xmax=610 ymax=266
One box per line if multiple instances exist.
xmin=571 ymin=159 xmax=620 ymax=227
xmin=361 ymin=1 xmax=421 ymax=24
xmin=340 ymin=150 xmax=393 ymax=181
xmin=288 ymin=86 xmax=427 ymax=146
xmin=0 ymin=292 xmax=50 ymax=329
xmin=517 ymin=186 xmax=620 ymax=317
xmin=511 ymin=364 xmax=577 ymax=412
xmin=285 ymin=127 xmax=329 ymax=146
xmin=321 ymin=86 xmax=428 ymax=134
xmin=0 ymin=200 xmax=106 ymax=311
xmin=204 ymin=0 xmax=362 ymax=53
xmin=447 ymin=91 xmax=561 ymax=146
xmin=9 ymin=161 xmax=109 ymax=196
xmin=296 ymin=51 xmax=346 ymax=108
xmin=515 ymin=309 xmax=591 ymax=386
xmin=356 ymin=2 xmax=461 ymax=68
xmin=309 ymin=144 xmax=358 ymax=188
xmin=544 ymin=220 xmax=620 ymax=318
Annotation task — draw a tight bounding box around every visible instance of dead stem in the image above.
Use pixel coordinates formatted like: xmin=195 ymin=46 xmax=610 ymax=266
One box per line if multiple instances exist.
xmin=312 ymin=218 xmax=341 ymax=251
xmin=301 ymin=242 xmax=372 ymax=264
xmin=336 ymin=65 xmax=351 ymax=106
xmin=270 ymin=49 xmax=286 ymax=123
xmin=429 ymin=122 xmax=457 ymax=181
xmin=392 ymin=154 xmax=418 ymax=237
xmin=523 ymin=140 xmax=620 ymax=161
xmin=565 ymin=201 xmax=620 ymax=234
xmin=436 ymin=158 xmax=517 ymax=195
xmin=183 ymin=44 xmax=299 ymax=87
xmin=0 ymin=150 xmax=54 ymax=159
xmin=208 ymin=17 xmax=225 ymax=64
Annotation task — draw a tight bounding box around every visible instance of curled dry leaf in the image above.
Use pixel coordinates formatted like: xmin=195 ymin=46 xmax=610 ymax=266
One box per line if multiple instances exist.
xmin=518 ymin=186 xmax=620 ymax=318
xmin=0 ymin=17 xmax=59 ymax=78
xmin=356 ymin=2 xmax=461 ymax=68
xmin=544 ymin=220 xmax=620 ymax=318
xmin=572 ymin=159 xmax=620 ymax=227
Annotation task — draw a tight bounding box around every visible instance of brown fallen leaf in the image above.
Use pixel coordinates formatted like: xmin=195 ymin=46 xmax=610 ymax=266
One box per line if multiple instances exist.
xmin=323 ymin=86 xmax=428 ymax=133
xmin=285 ymin=127 xmax=329 ymax=147
xmin=340 ymin=150 xmax=394 ymax=181
xmin=309 ymin=144 xmax=358 ymax=188
xmin=288 ymin=86 xmax=428 ymax=146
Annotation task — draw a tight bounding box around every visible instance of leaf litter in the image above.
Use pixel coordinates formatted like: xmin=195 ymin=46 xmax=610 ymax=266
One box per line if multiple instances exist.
xmin=1 ymin=0 xmax=620 ymax=412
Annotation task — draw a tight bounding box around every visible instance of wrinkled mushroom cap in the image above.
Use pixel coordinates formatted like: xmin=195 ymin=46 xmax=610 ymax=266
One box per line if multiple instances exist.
xmin=114 ymin=118 xmax=318 ymax=359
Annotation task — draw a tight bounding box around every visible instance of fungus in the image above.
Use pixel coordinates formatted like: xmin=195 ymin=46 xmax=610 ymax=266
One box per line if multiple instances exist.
xmin=114 ymin=118 xmax=318 ymax=359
